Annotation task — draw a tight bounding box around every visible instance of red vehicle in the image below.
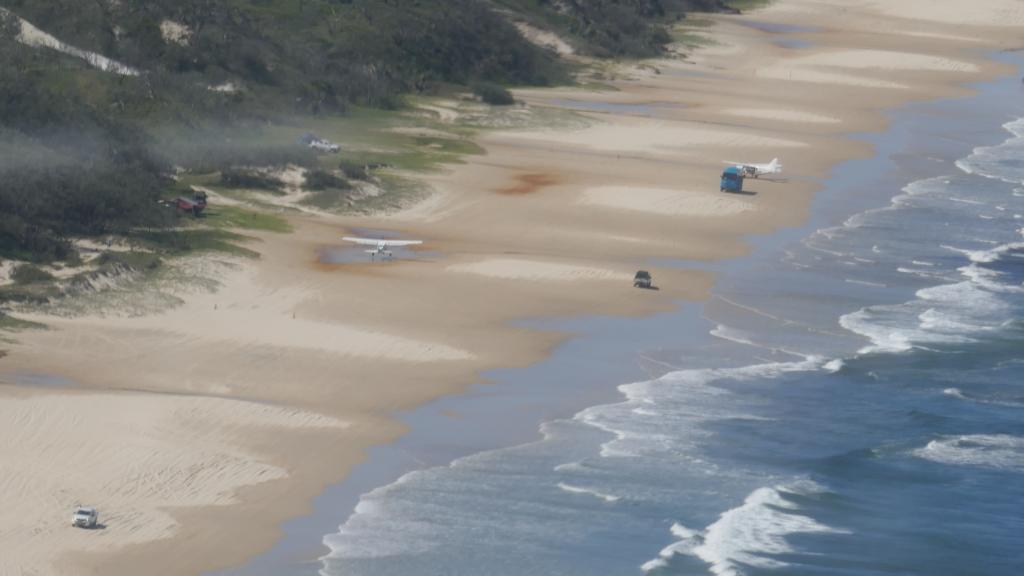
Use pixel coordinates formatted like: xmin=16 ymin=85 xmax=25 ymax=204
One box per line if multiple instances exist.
xmin=167 ymin=190 xmax=208 ymax=216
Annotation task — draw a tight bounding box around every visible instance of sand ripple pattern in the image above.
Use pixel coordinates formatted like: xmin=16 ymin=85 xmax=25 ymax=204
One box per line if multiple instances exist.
xmin=580 ymin=187 xmax=754 ymax=217
xmin=447 ymin=259 xmax=630 ymax=282
xmin=0 ymin=393 xmax=346 ymax=576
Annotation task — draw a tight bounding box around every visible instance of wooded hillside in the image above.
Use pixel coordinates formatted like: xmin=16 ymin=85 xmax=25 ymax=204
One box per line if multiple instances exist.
xmin=0 ymin=0 xmax=734 ymax=265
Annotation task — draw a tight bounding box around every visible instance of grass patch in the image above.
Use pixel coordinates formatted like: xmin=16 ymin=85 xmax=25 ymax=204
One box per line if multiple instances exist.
xmin=96 ymin=251 xmax=163 ymax=271
xmin=134 ymin=229 xmax=260 ymax=259
xmin=680 ymin=17 xmax=715 ymax=28
xmin=670 ymin=30 xmax=718 ymax=48
xmin=0 ymin=284 xmax=58 ymax=304
xmin=301 ymin=188 xmax=358 ymax=211
xmin=220 ymin=169 xmax=284 ymax=192
xmin=338 ymin=159 xmax=371 ymax=181
xmin=305 ymin=170 xmax=351 ymax=191
xmin=11 ymin=264 xmax=55 ymax=285
xmin=201 ymin=205 xmax=292 ymax=233
xmin=0 ymin=313 xmax=46 ymax=332
xmin=726 ymin=0 xmax=773 ymax=11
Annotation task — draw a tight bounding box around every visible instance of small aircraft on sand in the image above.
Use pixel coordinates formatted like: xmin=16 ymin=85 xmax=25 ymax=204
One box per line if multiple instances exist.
xmin=723 ymin=158 xmax=783 ymax=179
xmin=343 ymin=236 xmax=423 ymax=260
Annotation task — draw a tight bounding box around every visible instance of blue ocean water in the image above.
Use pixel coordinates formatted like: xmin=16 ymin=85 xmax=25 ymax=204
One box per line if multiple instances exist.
xmin=316 ymin=74 xmax=1024 ymax=575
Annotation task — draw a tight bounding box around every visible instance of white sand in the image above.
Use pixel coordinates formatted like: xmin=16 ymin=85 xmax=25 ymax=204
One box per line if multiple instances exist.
xmin=798 ymin=50 xmax=978 ymax=73
xmin=501 ymin=121 xmax=807 ymax=155
xmin=448 ymin=259 xmax=630 ymax=282
xmin=514 ymin=22 xmax=574 ymax=56
xmin=0 ymin=391 xmax=345 ymax=576
xmin=417 ymin=104 xmax=460 ymax=123
xmin=0 ymin=260 xmax=16 ymax=287
xmin=579 ymin=187 xmax=754 ymax=217
xmin=900 ymin=31 xmax=985 ymax=44
xmin=756 ymin=66 xmax=907 ymax=89
xmin=160 ymin=20 xmax=191 ymax=46
xmin=387 ymin=126 xmax=459 ymax=138
xmin=209 ymin=81 xmax=240 ymax=94
xmin=269 ymin=165 xmax=306 ymax=191
xmin=33 ymin=264 xmax=473 ymax=362
xmin=4 ymin=8 xmax=139 ymax=76
xmin=863 ymin=0 xmax=1024 ymax=26
xmin=720 ymin=108 xmax=841 ymax=124
xmin=755 ymin=49 xmax=978 ymax=89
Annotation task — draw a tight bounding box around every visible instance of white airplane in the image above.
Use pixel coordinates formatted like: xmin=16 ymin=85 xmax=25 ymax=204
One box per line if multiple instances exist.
xmin=723 ymin=158 xmax=783 ymax=179
xmin=343 ymin=236 xmax=423 ymax=260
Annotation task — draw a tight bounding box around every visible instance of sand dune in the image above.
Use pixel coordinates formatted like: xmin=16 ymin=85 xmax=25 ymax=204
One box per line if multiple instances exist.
xmin=579 ymin=187 xmax=754 ymax=217
xmin=0 ymin=391 xmax=345 ymax=576
xmin=448 ymin=259 xmax=630 ymax=282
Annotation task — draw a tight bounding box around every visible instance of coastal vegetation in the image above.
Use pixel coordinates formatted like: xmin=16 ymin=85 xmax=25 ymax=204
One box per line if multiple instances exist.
xmin=0 ymin=0 xmax=739 ymax=303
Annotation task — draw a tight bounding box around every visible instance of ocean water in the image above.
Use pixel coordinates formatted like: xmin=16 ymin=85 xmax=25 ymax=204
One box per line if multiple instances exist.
xmin=315 ymin=67 xmax=1024 ymax=576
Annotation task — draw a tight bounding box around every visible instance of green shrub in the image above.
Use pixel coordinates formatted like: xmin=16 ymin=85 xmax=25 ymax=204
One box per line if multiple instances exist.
xmin=472 ymin=82 xmax=515 ymax=106
xmin=338 ymin=159 xmax=371 ymax=181
xmin=304 ymin=170 xmax=351 ymax=191
xmin=97 ymin=251 xmax=162 ymax=271
xmin=220 ymin=169 xmax=282 ymax=190
xmin=11 ymin=263 xmax=54 ymax=285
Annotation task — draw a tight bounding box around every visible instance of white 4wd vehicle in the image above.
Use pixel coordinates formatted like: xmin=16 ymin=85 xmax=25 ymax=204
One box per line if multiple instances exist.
xmin=72 ymin=507 xmax=98 ymax=528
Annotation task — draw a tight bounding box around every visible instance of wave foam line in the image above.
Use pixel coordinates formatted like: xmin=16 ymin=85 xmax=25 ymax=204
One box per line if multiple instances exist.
xmin=642 ymin=481 xmax=849 ymax=575
xmin=556 ymin=482 xmax=621 ymax=503
xmin=914 ymin=434 xmax=1024 ymax=470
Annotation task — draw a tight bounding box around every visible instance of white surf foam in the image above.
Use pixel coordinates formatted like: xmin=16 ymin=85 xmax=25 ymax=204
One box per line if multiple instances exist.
xmin=845 ymin=278 xmax=887 ymax=288
xmin=913 ymin=434 xmax=1024 ymax=470
xmin=642 ymin=480 xmax=849 ymax=575
xmin=897 ymin=267 xmax=946 ymax=280
xmin=944 ymin=241 xmax=1024 ymax=265
xmin=956 ymin=118 xmax=1024 ymax=183
xmin=823 ymin=359 xmax=845 ymax=373
xmin=580 ymin=357 xmax=821 ymax=458
xmin=943 ymin=387 xmax=968 ymax=400
xmin=556 ymin=482 xmax=621 ymax=503
xmin=641 ymin=522 xmax=703 ymax=572
xmin=943 ymin=387 xmax=1024 ymax=408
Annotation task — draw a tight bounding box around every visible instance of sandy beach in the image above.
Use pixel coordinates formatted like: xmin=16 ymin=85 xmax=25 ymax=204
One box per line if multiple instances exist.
xmin=2 ymin=1 xmax=1023 ymax=574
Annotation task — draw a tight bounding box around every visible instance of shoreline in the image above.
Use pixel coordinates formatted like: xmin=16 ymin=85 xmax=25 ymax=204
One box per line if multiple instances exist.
xmin=246 ymin=45 xmax=1024 ymax=576
xmin=3 ymin=2 xmax=1024 ymax=575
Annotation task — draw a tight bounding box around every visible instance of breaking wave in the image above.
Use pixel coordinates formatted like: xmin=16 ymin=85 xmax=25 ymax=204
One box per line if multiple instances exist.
xmin=642 ymin=481 xmax=848 ymax=575
xmin=914 ymin=435 xmax=1024 ymax=470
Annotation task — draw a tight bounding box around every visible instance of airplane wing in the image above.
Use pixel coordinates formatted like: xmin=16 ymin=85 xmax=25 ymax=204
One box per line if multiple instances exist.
xmin=342 ymin=237 xmax=423 ymax=247
xmin=342 ymin=237 xmax=381 ymax=246
xmin=378 ymin=239 xmax=423 ymax=247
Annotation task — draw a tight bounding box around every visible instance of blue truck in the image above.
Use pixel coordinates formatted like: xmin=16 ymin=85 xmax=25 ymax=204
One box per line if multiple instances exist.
xmin=720 ymin=166 xmax=744 ymax=193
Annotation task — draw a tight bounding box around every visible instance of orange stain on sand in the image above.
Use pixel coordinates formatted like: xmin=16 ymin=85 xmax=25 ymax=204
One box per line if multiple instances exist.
xmin=495 ymin=173 xmax=563 ymax=195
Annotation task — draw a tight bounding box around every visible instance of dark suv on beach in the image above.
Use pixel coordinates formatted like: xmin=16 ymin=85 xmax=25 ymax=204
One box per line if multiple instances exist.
xmin=633 ymin=270 xmax=652 ymax=289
